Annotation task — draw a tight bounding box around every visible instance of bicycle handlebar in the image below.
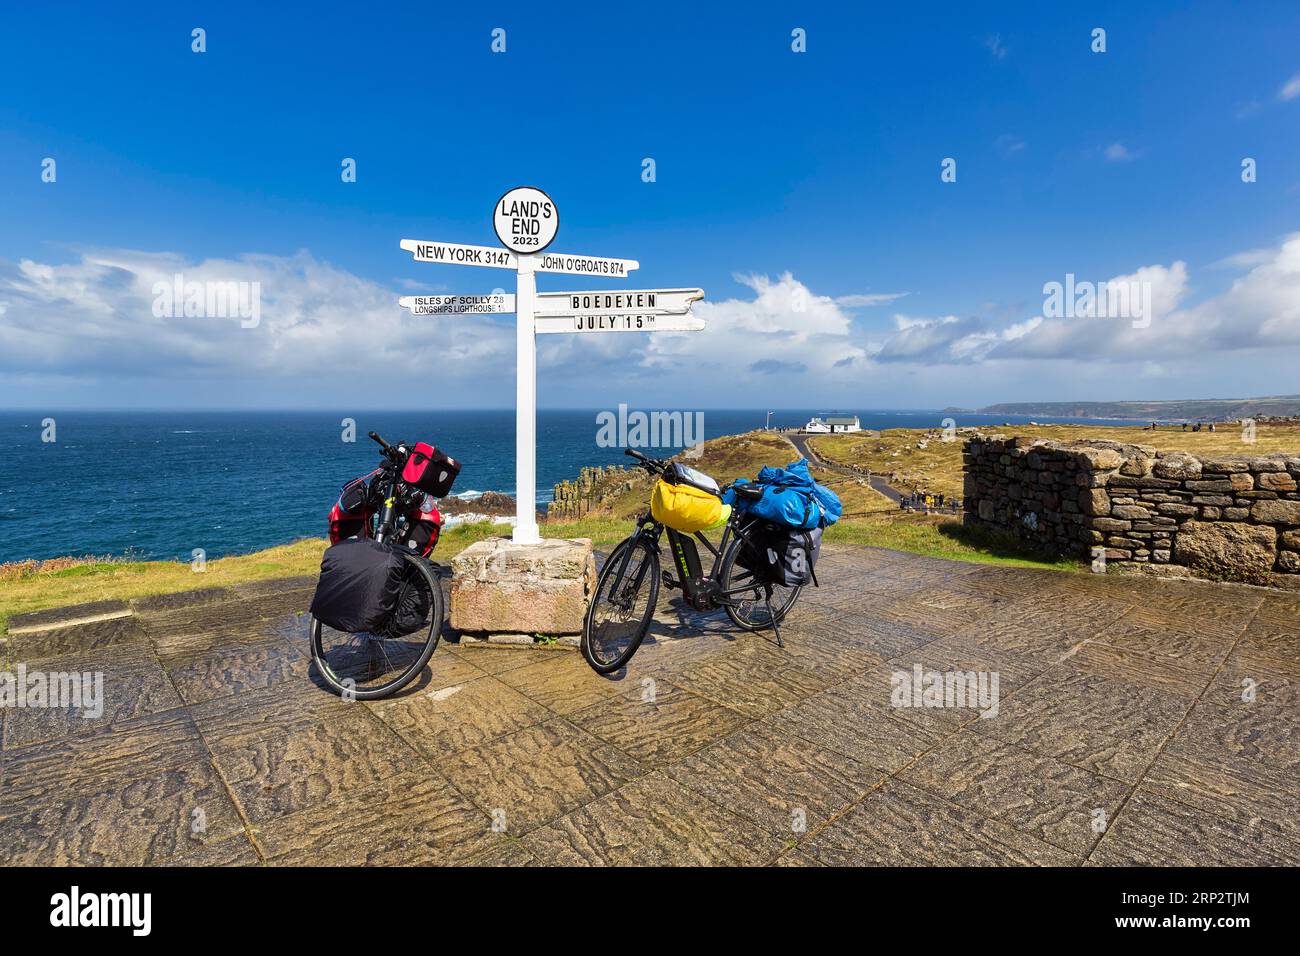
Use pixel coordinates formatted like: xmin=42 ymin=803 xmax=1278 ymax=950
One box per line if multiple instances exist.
xmin=369 ymin=431 xmax=410 ymax=469
xmin=624 ymin=448 xmax=669 ymax=474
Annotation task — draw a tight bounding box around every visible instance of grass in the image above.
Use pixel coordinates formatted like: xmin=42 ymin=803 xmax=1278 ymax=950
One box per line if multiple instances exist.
xmin=823 ymin=514 xmax=1082 ymax=570
xmin=0 ymin=509 xmax=1079 ymax=635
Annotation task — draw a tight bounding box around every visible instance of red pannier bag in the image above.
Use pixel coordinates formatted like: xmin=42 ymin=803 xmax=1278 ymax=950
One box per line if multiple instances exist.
xmin=401 ymin=442 xmax=461 ymax=497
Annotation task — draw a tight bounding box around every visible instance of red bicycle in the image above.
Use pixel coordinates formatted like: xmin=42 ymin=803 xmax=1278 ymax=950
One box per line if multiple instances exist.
xmin=310 ymin=431 xmax=457 ymax=699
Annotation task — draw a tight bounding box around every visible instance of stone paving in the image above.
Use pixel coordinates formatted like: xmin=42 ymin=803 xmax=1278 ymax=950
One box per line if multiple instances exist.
xmin=1 ymin=544 xmax=1297 ymax=866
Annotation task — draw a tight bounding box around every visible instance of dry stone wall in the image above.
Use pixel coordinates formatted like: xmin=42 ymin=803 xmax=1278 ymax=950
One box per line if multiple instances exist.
xmin=963 ymin=436 xmax=1300 ymax=587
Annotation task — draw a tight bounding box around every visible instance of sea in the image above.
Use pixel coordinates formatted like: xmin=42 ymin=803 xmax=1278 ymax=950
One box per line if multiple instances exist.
xmin=0 ymin=409 xmax=1141 ymax=564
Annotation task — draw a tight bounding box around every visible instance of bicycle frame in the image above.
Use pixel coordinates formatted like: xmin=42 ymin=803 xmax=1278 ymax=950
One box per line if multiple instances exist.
xmin=372 ymin=467 xmax=400 ymax=544
xmin=614 ymin=511 xmax=768 ymax=613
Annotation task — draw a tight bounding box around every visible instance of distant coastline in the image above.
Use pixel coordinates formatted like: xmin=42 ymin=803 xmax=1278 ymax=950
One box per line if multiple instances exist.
xmin=968 ymin=395 xmax=1300 ymax=422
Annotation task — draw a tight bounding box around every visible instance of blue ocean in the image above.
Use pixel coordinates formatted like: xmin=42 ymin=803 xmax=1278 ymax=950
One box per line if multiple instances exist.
xmin=0 ymin=409 xmax=1139 ymax=563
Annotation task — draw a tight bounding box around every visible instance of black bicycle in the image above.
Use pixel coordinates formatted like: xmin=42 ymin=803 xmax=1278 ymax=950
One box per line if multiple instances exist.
xmin=309 ymin=431 xmax=445 ymax=699
xmin=581 ymin=449 xmax=806 ymax=673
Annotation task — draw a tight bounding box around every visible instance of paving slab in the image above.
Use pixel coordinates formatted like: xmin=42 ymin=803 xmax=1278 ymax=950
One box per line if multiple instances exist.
xmin=368 ymin=675 xmax=552 ymax=761
xmin=569 ymin=681 xmax=751 ymax=768
xmin=665 ymin=722 xmax=885 ymax=839
xmin=258 ymin=770 xmax=502 ymax=866
xmin=771 ymin=684 xmax=945 ymax=773
xmin=1088 ymin=789 xmax=1300 ymax=866
xmin=207 ymin=707 xmax=422 ymax=825
xmin=438 ymin=719 xmax=644 ymax=835
xmin=801 ymin=778 xmax=1078 ymax=866
xmin=523 ymin=773 xmax=784 ymax=866
xmin=898 ymin=734 xmax=1129 ymax=856
xmin=2 ymin=643 xmax=183 ymax=749
xmin=4 ymin=616 xmax=148 ymax=661
xmin=494 ymin=654 xmax=635 ymax=715
xmin=7 ymin=600 xmax=131 ymax=634
xmin=970 ymin=663 xmax=1193 ymax=783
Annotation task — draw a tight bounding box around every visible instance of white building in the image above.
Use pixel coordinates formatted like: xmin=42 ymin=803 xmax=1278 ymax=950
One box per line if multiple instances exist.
xmin=804 ymin=415 xmax=860 ymax=434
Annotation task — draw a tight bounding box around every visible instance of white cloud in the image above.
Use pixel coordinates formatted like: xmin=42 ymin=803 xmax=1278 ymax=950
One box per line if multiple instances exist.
xmin=995 ymin=134 xmax=1026 ymax=156
xmin=0 ymin=249 xmax=515 ymax=388
xmin=5 ymin=237 xmax=1300 ymax=407
xmin=834 ymin=291 xmax=909 ymax=307
xmin=1279 ymin=72 xmax=1300 ymax=101
xmin=990 ymin=237 xmax=1300 ymax=360
xmin=983 ymin=34 xmax=1007 ymax=59
xmin=1103 ymin=142 xmax=1139 ymax=162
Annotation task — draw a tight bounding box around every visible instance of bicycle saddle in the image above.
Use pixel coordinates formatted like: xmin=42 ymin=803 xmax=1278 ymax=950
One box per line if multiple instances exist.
xmin=732 ymin=483 xmax=765 ymax=502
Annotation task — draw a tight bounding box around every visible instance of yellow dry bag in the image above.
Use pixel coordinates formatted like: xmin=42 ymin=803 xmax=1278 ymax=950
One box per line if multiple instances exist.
xmin=651 ymin=479 xmax=730 ymax=533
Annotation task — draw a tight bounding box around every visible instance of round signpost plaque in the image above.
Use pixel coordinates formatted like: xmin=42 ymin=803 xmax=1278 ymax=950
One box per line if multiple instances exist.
xmin=493 ymin=186 xmax=559 ymax=254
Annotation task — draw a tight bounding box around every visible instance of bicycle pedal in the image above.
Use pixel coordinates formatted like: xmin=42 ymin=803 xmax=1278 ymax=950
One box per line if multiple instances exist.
xmin=661 ymin=571 xmax=680 ymax=590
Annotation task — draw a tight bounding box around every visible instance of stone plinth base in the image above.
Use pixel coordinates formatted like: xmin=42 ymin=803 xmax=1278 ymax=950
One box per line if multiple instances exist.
xmin=449 ymin=537 xmax=595 ymax=647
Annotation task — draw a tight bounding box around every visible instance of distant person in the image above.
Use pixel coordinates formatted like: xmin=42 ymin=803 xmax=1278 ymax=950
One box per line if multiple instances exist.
xmin=1208 ymin=422 xmax=1216 ymax=432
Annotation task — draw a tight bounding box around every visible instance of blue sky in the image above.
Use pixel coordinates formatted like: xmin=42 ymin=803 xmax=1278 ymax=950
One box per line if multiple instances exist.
xmin=2 ymin=0 xmax=1298 ymax=409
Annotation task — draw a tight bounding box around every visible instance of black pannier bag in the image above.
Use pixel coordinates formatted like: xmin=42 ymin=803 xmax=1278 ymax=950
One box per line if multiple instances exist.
xmin=310 ymin=539 xmax=407 ymax=633
xmin=738 ymin=522 xmax=822 ymax=588
xmin=339 ymin=475 xmax=371 ymax=514
xmin=401 ymin=442 xmax=461 ymax=497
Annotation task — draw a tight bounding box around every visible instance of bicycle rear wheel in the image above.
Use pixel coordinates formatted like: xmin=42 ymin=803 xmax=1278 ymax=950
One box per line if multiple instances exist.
xmin=310 ymin=551 xmax=444 ymax=699
xmin=582 ymin=536 xmax=660 ymax=673
xmin=718 ymin=536 xmax=802 ymax=631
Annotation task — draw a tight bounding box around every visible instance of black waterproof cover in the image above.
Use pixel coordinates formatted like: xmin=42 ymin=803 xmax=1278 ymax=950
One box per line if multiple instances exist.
xmin=384 ymin=574 xmax=433 ymax=638
xmin=310 ymin=539 xmax=407 ymax=633
xmin=738 ymin=522 xmax=822 ymax=587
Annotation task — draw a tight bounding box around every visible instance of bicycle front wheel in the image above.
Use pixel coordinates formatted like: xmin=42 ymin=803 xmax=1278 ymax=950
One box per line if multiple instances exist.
xmin=582 ymin=536 xmax=660 ymax=673
xmin=310 ymin=551 xmax=444 ymax=699
xmin=719 ymin=536 xmax=802 ymax=631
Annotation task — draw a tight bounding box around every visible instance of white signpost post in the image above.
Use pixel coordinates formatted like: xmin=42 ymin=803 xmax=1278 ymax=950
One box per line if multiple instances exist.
xmin=400 ymin=186 xmax=706 ymax=544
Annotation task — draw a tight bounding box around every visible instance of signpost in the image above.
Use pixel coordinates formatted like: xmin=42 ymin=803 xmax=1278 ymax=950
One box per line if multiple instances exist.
xmin=534 ymin=287 xmax=704 ymax=334
xmin=399 ymin=187 xmax=706 ymax=544
xmin=534 ymin=289 xmax=703 ymax=315
xmin=398 ymin=294 xmax=515 ymax=315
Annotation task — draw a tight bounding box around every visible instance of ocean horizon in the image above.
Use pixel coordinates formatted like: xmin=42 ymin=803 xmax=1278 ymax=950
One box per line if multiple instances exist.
xmin=0 ymin=408 xmax=1141 ymax=564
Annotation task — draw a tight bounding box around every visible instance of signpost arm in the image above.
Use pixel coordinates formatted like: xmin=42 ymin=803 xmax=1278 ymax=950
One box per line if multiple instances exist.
xmin=513 ymin=256 xmax=541 ymax=544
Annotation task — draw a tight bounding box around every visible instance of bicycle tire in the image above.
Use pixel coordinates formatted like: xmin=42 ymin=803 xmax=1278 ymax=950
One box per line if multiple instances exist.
xmin=310 ymin=551 xmax=444 ymax=700
xmin=718 ymin=535 xmax=803 ymax=632
xmin=582 ymin=536 xmax=660 ymax=673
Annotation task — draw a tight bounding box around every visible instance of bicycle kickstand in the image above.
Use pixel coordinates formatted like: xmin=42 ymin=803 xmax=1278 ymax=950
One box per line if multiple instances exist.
xmin=764 ymin=585 xmax=784 ymax=648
